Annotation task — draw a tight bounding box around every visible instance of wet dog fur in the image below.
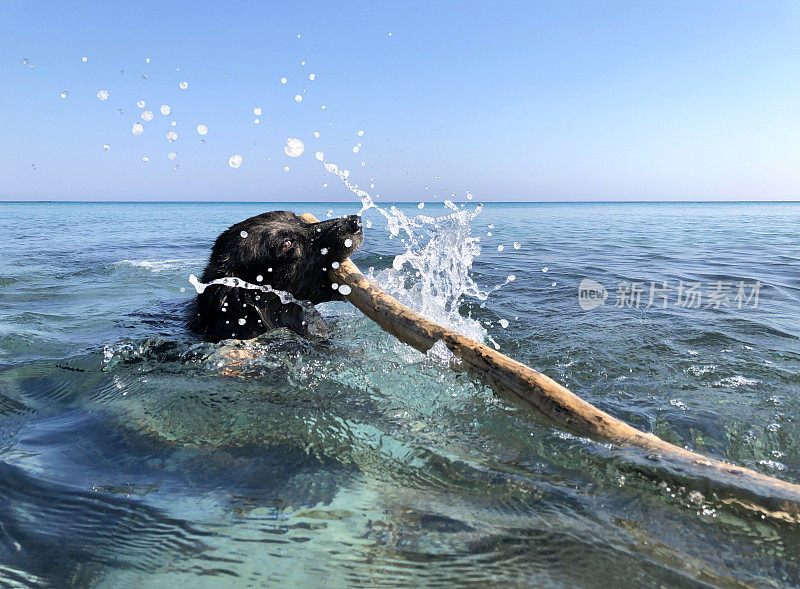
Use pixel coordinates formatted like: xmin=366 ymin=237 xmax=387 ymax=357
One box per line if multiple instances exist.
xmin=190 ymin=211 xmax=363 ymax=342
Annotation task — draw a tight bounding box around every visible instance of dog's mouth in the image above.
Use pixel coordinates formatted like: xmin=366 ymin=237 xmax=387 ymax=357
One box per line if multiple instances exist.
xmin=312 ymin=214 xmax=363 ymax=263
xmin=288 ymin=214 xmax=363 ymax=303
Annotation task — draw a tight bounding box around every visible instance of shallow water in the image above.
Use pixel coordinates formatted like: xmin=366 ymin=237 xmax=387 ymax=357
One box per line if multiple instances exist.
xmin=1 ymin=201 xmax=799 ymax=587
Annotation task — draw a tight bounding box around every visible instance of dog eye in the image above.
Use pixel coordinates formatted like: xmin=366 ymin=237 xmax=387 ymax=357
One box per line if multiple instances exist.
xmin=280 ymin=239 xmax=293 ymax=252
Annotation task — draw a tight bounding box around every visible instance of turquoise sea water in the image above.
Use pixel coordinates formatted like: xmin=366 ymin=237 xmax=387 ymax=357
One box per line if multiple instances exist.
xmin=0 ymin=201 xmax=799 ymax=587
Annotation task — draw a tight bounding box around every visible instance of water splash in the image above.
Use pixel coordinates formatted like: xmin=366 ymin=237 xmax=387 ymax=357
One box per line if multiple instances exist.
xmin=319 ymin=158 xmax=511 ymax=343
xmin=285 ymin=138 xmax=305 ymax=157
xmin=188 ymin=274 xmax=312 ymax=308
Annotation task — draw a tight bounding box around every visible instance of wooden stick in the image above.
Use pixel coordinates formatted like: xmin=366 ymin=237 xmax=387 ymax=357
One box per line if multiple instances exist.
xmin=301 ymin=213 xmax=800 ymax=523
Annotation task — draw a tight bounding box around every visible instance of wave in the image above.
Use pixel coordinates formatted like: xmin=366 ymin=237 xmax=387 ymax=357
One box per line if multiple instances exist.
xmin=115 ymin=259 xmax=204 ymax=273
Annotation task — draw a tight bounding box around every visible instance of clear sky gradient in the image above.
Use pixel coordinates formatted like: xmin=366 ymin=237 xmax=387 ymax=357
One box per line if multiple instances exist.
xmin=2 ymin=1 xmax=799 ymax=201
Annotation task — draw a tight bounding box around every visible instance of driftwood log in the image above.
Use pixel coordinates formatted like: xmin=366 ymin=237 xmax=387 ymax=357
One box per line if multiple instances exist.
xmin=300 ymin=212 xmax=800 ymax=523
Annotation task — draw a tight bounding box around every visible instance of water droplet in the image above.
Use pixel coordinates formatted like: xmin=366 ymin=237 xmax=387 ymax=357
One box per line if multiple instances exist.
xmin=141 ymin=110 xmax=154 ymax=121
xmin=513 ymin=242 xmax=521 ymax=250
xmin=60 ymin=91 xmax=68 ymax=99
xmin=551 ymin=281 xmax=557 ymax=287
xmin=81 ymin=56 xmax=88 ymax=63
xmin=141 ymin=156 xmax=149 ymax=163
xmin=238 ymin=318 xmax=246 ymax=326
xmin=145 ymin=57 xmax=151 ymax=63
xmin=254 ymin=118 xmax=259 ymax=124
xmin=417 ymin=202 xmax=425 ymax=209
xmin=315 ymin=152 xmax=324 ymax=161
xmin=309 ymin=73 xmax=315 ymax=80
xmin=352 ymin=146 xmax=359 ymax=153
xmin=499 ymin=319 xmax=509 ymax=328
xmin=283 ymin=166 xmax=290 ymax=172
xmin=331 ymin=261 xmax=340 ymax=269
xmin=542 ymin=267 xmax=549 ymax=273
xmin=331 ymin=283 xmax=339 ymax=290
xmin=497 ymin=245 xmax=504 ymax=252
xmin=168 ymin=152 xmax=177 ymax=160
xmin=166 ymin=131 xmax=178 ymax=142
xmin=507 ymin=274 xmax=516 ymax=282
xmin=357 ymin=130 xmax=364 ymax=136
xmin=253 ymin=107 xmax=262 ymax=116
xmin=228 ymin=154 xmax=242 ymax=168
xmin=96 ymin=89 xmax=110 ymax=101
xmin=179 ymin=81 xmax=188 ymax=90
xmin=326 ymin=210 xmax=333 ymax=217
xmin=180 ymin=287 xmax=185 ymax=292
xmin=131 ymin=122 xmax=144 ymax=135
xmin=313 ymin=131 xmax=320 ymax=138
xmin=320 ymin=247 xmax=329 ymax=255
xmin=137 ymin=100 xmax=146 ymax=108
xmin=103 ymin=144 xmax=110 ymax=151
xmin=284 ymin=137 xmax=305 ymax=157
xmin=321 ymin=105 xmax=326 ymax=110
xmin=344 ymin=238 xmax=353 ymax=247
xmin=240 ymin=230 xmax=248 ymax=238
xmin=281 ymin=77 xmax=287 ymax=84
xmin=256 ymin=275 xmax=263 ymax=282
xmin=196 ymin=124 xmax=208 ymax=136
xmin=294 ymin=94 xmax=302 ymax=102
xmin=161 ymin=104 xmax=172 ymax=116
xmin=338 ymin=284 xmax=351 ymax=295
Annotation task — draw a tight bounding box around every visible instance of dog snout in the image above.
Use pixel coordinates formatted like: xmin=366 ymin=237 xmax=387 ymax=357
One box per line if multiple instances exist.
xmin=345 ymin=214 xmax=362 ymax=234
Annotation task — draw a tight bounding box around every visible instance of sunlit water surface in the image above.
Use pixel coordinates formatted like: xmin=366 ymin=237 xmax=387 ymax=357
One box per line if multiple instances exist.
xmin=1 ymin=201 xmax=799 ymax=587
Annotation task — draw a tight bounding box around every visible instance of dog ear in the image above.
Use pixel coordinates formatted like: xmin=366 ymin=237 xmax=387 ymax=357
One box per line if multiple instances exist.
xmin=276 ymin=303 xmax=328 ymax=337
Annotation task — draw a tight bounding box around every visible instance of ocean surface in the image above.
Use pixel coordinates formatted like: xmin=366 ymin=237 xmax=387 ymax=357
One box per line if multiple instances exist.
xmin=0 ymin=201 xmax=799 ymax=588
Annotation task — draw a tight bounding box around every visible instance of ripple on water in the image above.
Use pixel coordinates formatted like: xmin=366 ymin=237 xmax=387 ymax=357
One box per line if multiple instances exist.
xmin=0 ymin=462 xmax=211 ymax=585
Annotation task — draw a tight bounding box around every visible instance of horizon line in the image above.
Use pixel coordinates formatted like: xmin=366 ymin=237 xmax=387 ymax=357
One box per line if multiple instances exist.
xmin=1 ymin=200 xmax=799 ymax=205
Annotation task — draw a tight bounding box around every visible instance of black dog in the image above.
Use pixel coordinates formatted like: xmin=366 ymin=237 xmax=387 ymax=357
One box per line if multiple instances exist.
xmin=190 ymin=211 xmax=363 ymax=342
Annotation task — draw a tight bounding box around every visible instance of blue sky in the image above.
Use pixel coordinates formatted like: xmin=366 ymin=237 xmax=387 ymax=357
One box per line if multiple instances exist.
xmin=1 ymin=1 xmax=799 ymax=201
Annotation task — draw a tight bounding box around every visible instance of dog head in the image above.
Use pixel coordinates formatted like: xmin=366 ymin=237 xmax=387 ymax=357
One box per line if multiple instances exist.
xmin=192 ymin=211 xmax=363 ymax=341
xmin=203 ymin=211 xmax=363 ymax=301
